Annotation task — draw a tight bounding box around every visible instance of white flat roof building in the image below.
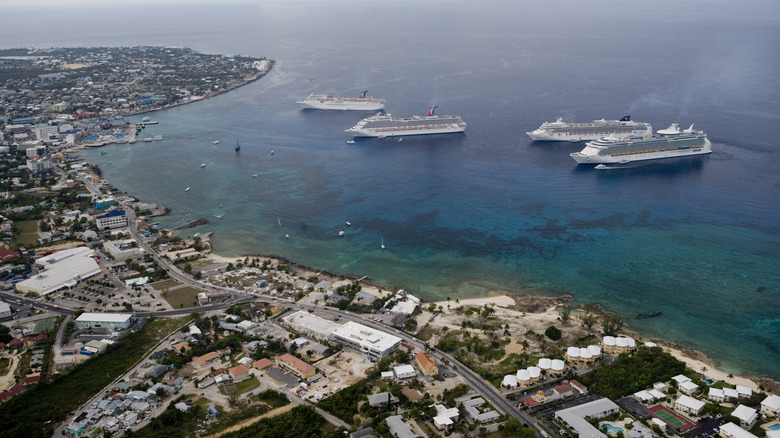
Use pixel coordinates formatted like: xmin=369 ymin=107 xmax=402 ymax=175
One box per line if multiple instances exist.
xmin=731 ymin=405 xmax=758 ymax=427
xmin=393 ymin=364 xmax=416 ymax=380
xmin=680 ymin=380 xmax=700 ymax=394
xmin=282 ymin=310 xmax=340 ymax=341
xmin=761 ymin=394 xmax=780 ymax=416
xmin=75 ymin=313 xmax=133 ymax=330
xmin=16 ymin=247 xmax=101 ymax=295
xmin=329 ymin=321 xmax=401 ymax=359
xmin=0 ymin=300 xmax=11 ymax=320
xmin=675 ymin=395 xmax=706 ymax=414
xmin=502 ymin=375 xmax=518 ymax=388
xmin=554 ymin=398 xmax=619 ymax=438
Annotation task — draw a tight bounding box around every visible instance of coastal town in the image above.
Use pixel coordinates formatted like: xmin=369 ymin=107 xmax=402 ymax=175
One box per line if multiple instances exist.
xmin=0 ymin=47 xmax=779 ymax=438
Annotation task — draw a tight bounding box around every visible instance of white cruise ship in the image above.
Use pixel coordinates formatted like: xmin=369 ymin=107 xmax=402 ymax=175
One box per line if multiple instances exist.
xmin=346 ymin=106 xmax=466 ymax=138
xmin=298 ymin=90 xmax=385 ymax=111
xmin=527 ymin=116 xmax=652 ymax=142
xmin=570 ymin=123 xmax=711 ymax=165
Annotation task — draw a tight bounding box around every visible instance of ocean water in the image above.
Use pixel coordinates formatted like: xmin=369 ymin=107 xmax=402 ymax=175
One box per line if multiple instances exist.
xmin=4 ymin=0 xmax=779 ymax=379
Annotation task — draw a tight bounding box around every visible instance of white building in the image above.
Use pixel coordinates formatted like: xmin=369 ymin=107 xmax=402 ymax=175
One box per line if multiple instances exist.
xmin=463 ymin=397 xmax=500 ymax=423
xmin=386 ymin=415 xmax=419 ymax=438
xmin=281 ymin=310 xmax=339 ymax=341
xmin=731 ymin=405 xmax=758 ymax=427
xmin=393 ymin=364 xmax=416 ymax=380
xmin=16 ymin=247 xmax=101 ymax=295
xmin=502 ymin=375 xmax=518 ymax=388
xmin=674 ymin=395 xmax=706 ymax=415
xmin=709 ymin=388 xmax=726 ymax=402
xmin=719 ymin=422 xmax=758 ymax=438
xmin=680 ymin=380 xmax=700 ymax=395
xmin=761 ymin=394 xmax=780 ymax=417
xmin=0 ymin=300 xmax=11 ymax=320
xmin=329 ymin=321 xmax=401 ymax=359
xmin=75 ymin=313 xmax=133 ymax=330
xmin=95 ymin=210 xmax=128 ymax=230
xmin=433 ymin=404 xmax=459 ymax=430
xmin=736 ymin=385 xmax=752 ymax=398
xmin=554 ymin=398 xmax=619 ymax=438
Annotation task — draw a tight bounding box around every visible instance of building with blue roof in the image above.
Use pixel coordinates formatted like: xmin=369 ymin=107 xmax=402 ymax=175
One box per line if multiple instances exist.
xmin=96 ymin=210 xmax=127 ymax=230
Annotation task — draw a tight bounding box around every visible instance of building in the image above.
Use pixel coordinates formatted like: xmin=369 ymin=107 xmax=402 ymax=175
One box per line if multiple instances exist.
xmin=0 ymin=300 xmax=11 ymax=321
xmin=17 ymin=247 xmax=102 ymax=296
xmin=433 ymin=404 xmax=460 ymax=430
xmin=674 ymin=395 xmax=706 ymax=415
xmin=229 ymin=365 xmax=251 ymax=383
xmin=393 ymin=364 xmax=416 ymax=380
xmin=415 ymin=351 xmax=438 ymax=376
xmin=463 ymin=397 xmax=500 ymax=423
xmin=253 ymin=358 xmax=273 ymax=371
xmin=736 ymin=385 xmax=752 ymax=398
xmin=192 ymin=351 xmax=221 ymax=369
xmin=602 ymin=336 xmax=636 ymax=354
xmin=94 ymin=198 xmax=117 ymax=210
xmin=731 ymin=405 xmax=758 ymax=428
xmin=74 ymin=313 xmax=133 ymax=330
xmin=281 ymin=310 xmax=339 ymax=341
xmin=679 ymin=380 xmax=700 ymax=395
xmin=386 ymin=415 xmax=419 ymax=438
xmin=329 ymin=321 xmax=401 ymax=360
xmin=103 ymin=239 xmax=144 ymax=259
xmin=96 ymin=210 xmax=128 ymax=230
xmin=275 ymin=353 xmax=316 ymax=379
xmin=709 ymin=388 xmax=726 ymax=403
xmin=719 ymin=422 xmax=758 ymax=438
xmin=760 ymin=394 xmax=780 ymax=417
xmin=367 ymin=391 xmax=399 ymax=407
xmin=554 ymin=398 xmax=620 ymax=438
xmin=502 ymin=375 xmax=518 ymax=388
xmin=82 ymin=339 xmax=109 ymax=354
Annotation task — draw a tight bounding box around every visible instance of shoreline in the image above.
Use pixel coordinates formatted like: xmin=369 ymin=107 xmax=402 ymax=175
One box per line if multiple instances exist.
xmin=192 ymin=250 xmax=779 ymax=393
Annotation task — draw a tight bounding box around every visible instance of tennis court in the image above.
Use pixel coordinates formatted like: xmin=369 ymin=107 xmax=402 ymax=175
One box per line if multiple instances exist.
xmin=648 ymin=405 xmax=694 ymax=431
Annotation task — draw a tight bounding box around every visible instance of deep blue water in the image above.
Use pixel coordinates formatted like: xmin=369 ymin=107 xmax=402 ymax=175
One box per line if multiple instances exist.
xmin=4 ymin=0 xmax=779 ymax=379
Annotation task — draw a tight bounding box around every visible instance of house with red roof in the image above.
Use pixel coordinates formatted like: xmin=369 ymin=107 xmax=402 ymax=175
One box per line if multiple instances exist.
xmin=8 ymin=338 xmax=23 ymax=348
xmin=0 ymin=342 xmax=5 ymax=350
xmin=0 ymin=390 xmax=13 ymax=403
xmin=24 ymin=374 xmax=41 ymax=385
xmin=0 ymin=249 xmax=20 ymax=262
xmin=9 ymin=384 xmax=26 ymax=395
xmin=34 ymin=334 xmax=48 ymax=343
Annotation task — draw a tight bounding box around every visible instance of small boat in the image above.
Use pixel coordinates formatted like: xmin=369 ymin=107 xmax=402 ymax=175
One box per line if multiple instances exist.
xmin=142 ymin=137 xmax=153 ymax=142
xmin=347 ymin=140 xmax=355 ymax=144
xmin=338 ymin=231 xmax=345 ymax=237
xmin=153 ymin=135 xmax=163 ymax=141
xmin=636 ymin=311 xmax=662 ymax=319
xmin=215 ymin=214 xmax=224 ymax=219
xmin=213 ymin=140 xmax=220 ymax=145
xmin=219 ymin=204 xmax=223 ymax=208
xmin=346 ymin=221 xmax=352 ymax=226
xmin=278 ymin=218 xmax=282 ymax=227
xmin=270 ymin=150 xmax=274 ymax=156
xmin=200 ymin=163 xmax=207 ymax=168
xmin=184 ymin=187 xmax=190 ymax=192
xmin=285 ymin=234 xmax=290 ymax=238
xmin=595 ymin=164 xmax=608 ymax=170
xmin=142 ymin=116 xmax=150 ymax=122
xmin=128 ymin=139 xmax=137 ymax=144
xmin=252 ymin=174 xmax=259 ymax=178
xmin=381 ymin=236 xmax=385 ymax=250
xmin=100 ymin=151 xmax=107 ymax=155
xmin=398 ymin=138 xmax=403 ymax=142
xmin=235 ymin=139 xmax=241 ymax=152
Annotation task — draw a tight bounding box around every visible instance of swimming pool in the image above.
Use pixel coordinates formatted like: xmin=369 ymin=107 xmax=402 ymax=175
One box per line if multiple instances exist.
xmin=768 ymin=424 xmax=780 ymax=431
xmin=605 ymin=424 xmax=625 ymax=434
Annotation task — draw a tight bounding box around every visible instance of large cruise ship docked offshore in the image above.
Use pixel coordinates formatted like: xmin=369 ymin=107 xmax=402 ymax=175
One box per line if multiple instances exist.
xmin=298 ymin=90 xmax=386 ymax=111
xmin=527 ymin=116 xmax=652 ymax=142
xmin=346 ymin=106 xmax=467 ymax=138
xmin=570 ymin=123 xmax=711 ymax=165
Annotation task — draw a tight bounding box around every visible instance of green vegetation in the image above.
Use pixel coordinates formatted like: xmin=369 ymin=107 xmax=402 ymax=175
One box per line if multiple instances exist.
xmin=125 ymin=404 xmax=205 ymax=438
xmin=255 ymin=389 xmax=290 ymax=408
xmin=578 ymin=347 xmax=686 ymax=399
xmin=150 ymin=278 xmax=182 ymax=290
xmin=220 ymin=378 xmax=260 ymax=395
xmin=317 ymin=380 xmax=371 ymax=425
xmin=0 ymin=317 xmax=187 ymax=438
xmin=545 ymin=325 xmax=562 ymax=340
xmin=220 ymin=405 xmax=345 ymax=438
xmin=496 ymin=417 xmax=536 ymax=438
xmin=10 ymin=219 xmax=40 ymax=249
xmin=161 ymin=286 xmax=202 ymax=309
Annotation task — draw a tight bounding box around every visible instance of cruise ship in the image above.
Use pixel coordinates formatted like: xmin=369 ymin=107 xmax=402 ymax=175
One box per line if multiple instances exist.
xmin=298 ymin=90 xmax=385 ymax=111
xmin=527 ymin=116 xmax=652 ymax=142
xmin=346 ymin=106 xmax=467 ymax=138
xmin=570 ymin=123 xmax=711 ymax=165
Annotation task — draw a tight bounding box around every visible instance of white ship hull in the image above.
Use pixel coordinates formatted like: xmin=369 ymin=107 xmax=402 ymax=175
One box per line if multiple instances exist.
xmin=349 ymin=124 xmax=466 ymax=138
xmin=527 ymin=117 xmax=652 ymax=142
xmin=571 ymin=138 xmax=711 ymax=164
xmin=298 ymin=92 xmax=385 ymax=111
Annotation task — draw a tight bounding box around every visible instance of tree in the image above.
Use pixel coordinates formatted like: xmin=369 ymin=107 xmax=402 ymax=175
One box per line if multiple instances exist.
xmin=601 ymin=314 xmax=625 ymax=336
xmin=545 ymin=325 xmax=562 ymax=341
xmin=579 ymin=313 xmax=598 ymax=331
xmin=560 ymin=304 xmax=572 ymax=324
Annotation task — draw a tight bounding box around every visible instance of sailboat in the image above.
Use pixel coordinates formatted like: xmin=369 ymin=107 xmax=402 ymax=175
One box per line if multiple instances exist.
xmin=381 ymin=236 xmax=385 ymax=250
xmin=235 ymin=139 xmax=240 ymax=152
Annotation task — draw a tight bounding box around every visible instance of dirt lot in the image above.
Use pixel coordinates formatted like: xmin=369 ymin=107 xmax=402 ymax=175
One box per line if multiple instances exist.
xmin=313 ymin=350 xmax=374 ymax=396
xmin=150 ymin=278 xmax=182 ymax=291
xmin=162 ymin=286 xmax=202 ymax=309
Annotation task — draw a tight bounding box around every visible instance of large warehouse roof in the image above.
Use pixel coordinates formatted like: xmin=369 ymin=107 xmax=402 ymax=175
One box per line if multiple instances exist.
xmin=17 ymin=247 xmax=101 ymax=295
xmin=75 ymin=313 xmax=133 ymax=324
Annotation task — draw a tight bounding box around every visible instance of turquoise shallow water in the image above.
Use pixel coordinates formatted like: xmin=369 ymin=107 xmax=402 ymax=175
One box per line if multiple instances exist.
xmin=6 ymin=0 xmax=779 ymax=379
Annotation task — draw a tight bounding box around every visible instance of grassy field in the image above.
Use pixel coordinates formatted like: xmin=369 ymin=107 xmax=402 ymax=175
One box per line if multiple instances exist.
xmin=11 ymin=220 xmax=40 ymax=249
xmin=150 ymin=278 xmax=182 ymax=291
xmin=162 ymin=286 xmax=202 ymax=309
xmin=220 ymin=378 xmax=261 ymax=395
xmin=0 ymin=357 xmax=11 ymax=376
xmin=33 ymin=317 xmax=58 ymax=334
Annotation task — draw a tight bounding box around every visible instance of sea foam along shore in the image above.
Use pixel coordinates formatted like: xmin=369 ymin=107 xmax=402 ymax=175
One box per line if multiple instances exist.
xmin=195 ymin=251 xmax=778 ymax=394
